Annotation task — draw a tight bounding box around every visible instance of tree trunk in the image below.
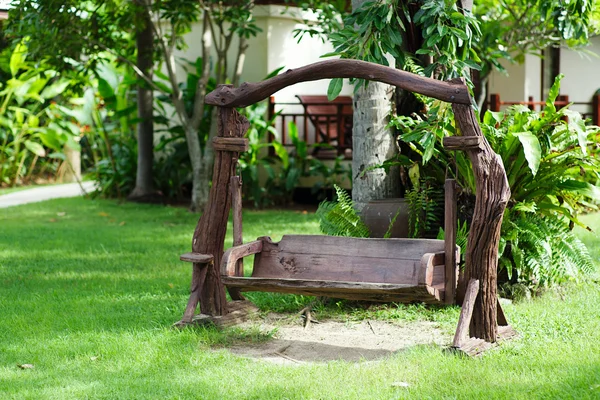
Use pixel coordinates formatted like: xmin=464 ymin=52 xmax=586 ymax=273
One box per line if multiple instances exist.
xmin=129 ymin=3 xmax=156 ymax=201
xmin=452 ymin=103 xmax=510 ymax=342
xmin=351 ymin=82 xmax=401 ymax=211
xmin=187 ymin=122 xmax=209 ymax=213
xmin=351 ymin=0 xmax=401 ymax=211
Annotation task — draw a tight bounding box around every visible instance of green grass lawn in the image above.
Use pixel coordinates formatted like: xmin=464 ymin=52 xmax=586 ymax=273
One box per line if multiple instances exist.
xmin=1 ymin=198 xmax=599 ymax=399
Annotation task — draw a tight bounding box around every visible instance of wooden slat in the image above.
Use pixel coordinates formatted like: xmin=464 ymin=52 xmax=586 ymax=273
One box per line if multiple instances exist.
xmin=222 ymin=277 xmax=443 ymax=303
xmin=253 ymin=251 xmax=421 ymax=285
xmin=453 ymin=279 xmax=480 ymax=348
xmin=443 ymin=136 xmax=483 ymax=151
xmin=212 ymin=137 xmax=249 ymax=152
xmin=444 ymin=179 xmax=458 ymax=304
xmin=452 ymin=325 xmax=518 ymax=357
xmin=180 ymin=253 xmax=214 ymax=263
xmin=229 ymin=176 xmax=244 ymax=301
xmin=269 ymin=235 xmax=445 ymax=260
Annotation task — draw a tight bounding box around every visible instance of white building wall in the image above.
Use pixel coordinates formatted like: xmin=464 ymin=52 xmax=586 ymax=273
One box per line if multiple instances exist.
xmin=173 ymin=5 xmax=352 ymax=102
xmin=487 ymin=58 xmax=527 ymax=106
xmin=559 ymin=35 xmax=600 ymax=116
xmin=523 ymin=53 xmax=541 ymax=102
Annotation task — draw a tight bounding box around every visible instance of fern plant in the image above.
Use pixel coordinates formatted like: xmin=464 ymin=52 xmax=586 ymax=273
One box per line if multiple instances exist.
xmin=405 ymin=177 xmax=444 ymax=238
xmin=316 ymin=185 xmax=370 ymax=238
xmin=499 ymin=211 xmax=594 ymax=285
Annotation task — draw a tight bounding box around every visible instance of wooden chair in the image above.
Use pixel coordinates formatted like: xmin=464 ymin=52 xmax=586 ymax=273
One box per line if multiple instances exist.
xmin=296 ymin=95 xmax=353 ymax=155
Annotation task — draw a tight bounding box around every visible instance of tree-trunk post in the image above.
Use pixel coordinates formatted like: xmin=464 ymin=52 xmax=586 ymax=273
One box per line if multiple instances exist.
xmin=189 ymin=104 xmax=250 ymax=317
xmin=129 ymin=0 xmax=156 ymax=200
xmin=351 ymin=0 xmax=401 ymax=212
xmin=451 ymin=102 xmax=510 ymax=342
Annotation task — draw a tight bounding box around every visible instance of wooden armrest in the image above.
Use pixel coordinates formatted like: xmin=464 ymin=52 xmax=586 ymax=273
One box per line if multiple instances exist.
xmin=419 ymin=252 xmax=445 ymax=286
xmin=221 ymin=240 xmax=263 ymax=277
xmin=180 ymin=252 xmax=214 ymax=263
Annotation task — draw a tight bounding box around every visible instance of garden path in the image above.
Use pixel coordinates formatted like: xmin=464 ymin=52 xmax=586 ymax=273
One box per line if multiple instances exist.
xmin=0 ymin=181 xmax=96 ymax=208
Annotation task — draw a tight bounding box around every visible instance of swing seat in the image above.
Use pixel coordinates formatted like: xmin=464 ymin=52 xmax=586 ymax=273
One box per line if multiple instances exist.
xmin=221 ymin=235 xmax=459 ymax=304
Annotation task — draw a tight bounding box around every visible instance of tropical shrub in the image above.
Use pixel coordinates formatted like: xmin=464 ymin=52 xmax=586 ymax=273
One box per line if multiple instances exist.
xmin=0 ymin=39 xmax=77 ymax=187
xmin=389 ymin=75 xmax=599 ymax=285
xmin=481 ymin=75 xmax=599 ymax=284
xmin=61 ymin=62 xmax=139 ymax=198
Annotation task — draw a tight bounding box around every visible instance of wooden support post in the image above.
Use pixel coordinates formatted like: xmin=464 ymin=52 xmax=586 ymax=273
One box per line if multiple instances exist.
xmin=453 ymin=278 xmax=479 ymax=348
xmin=593 ymin=95 xmax=600 ymax=127
xmin=444 ymin=179 xmax=457 ymax=304
xmin=182 ymin=104 xmax=249 ymax=321
xmin=489 ymin=94 xmax=500 ymax=112
xmin=228 ymin=175 xmax=245 ymax=301
xmin=452 ymin=98 xmax=511 ymax=343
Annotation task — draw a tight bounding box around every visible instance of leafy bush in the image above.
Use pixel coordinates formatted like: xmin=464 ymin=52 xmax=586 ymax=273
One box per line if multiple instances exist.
xmin=0 ymin=39 xmax=77 ymax=187
xmin=389 ymin=74 xmax=599 ymax=286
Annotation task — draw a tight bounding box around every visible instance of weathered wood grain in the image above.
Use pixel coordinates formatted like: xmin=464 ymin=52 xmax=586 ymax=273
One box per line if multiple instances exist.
xmin=222 ymin=277 xmax=445 ymax=303
xmin=452 ymin=325 xmax=518 ymax=357
xmin=220 ymin=237 xmax=454 ymax=304
xmin=229 ymin=175 xmax=244 ymax=301
xmin=453 ymin=279 xmax=480 ymax=348
xmin=452 ymin=100 xmax=511 ymax=342
xmin=180 ymin=253 xmax=214 ymax=263
xmin=444 ymin=179 xmax=458 ymax=304
xmin=212 ymin=137 xmax=249 ymax=152
xmin=204 ymin=60 xmax=471 ymax=108
xmin=221 ymin=240 xmax=263 ymax=277
xmin=250 ymin=236 xmax=444 ymax=285
xmin=185 ymin=107 xmax=249 ymax=320
xmin=260 ymin=235 xmax=445 ymax=260
xmin=443 ymin=136 xmax=483 ymax=151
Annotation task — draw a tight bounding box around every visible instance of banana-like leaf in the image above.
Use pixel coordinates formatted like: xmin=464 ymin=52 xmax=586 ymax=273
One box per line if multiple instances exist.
xmin=514 ymin=131 xmax=541 ymax=176
xmin=40 ymin=79 xmax=71 ymax=101
xmin=24 ymin=140 xmax=45 ymax=157
xmin=10 ymin=41 xmax=28 ymax=77
xmin=557 ymin=179 xmax=600 ymax=200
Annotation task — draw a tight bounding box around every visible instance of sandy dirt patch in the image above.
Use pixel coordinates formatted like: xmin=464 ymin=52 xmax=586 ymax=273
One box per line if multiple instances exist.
xmin=227 ymin=313 xmax=453 ymax=365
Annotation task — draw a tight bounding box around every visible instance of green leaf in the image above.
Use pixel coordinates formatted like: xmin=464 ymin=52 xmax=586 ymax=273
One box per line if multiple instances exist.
xmin=40 ymin=79 xmax=71 ymax=100
xmin=327 ymin=78 xmax=343 ymax=101
xmin=38 ymin=129 xmax=63 ymax=150
xmin=546 ymin=73 xmax=564 ymax=107
xmin=10 ymin=40 xmax=28 ymax=77
xmin=514 ymin=132 xmax=541 ymax=176
xmin=24 ymin=140 xmax=46 ymax=157
xmin=272 ymin=141 xmax=289 ymax=169
xmin=557 ymin=180 xmax=600 ymax=199
xmin=97 ymin=77 xmax=115 ymax=101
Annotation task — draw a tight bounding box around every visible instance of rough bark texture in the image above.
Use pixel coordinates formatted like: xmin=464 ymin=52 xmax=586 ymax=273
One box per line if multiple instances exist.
xmin=204 ymin=59 xmax=471 ymax=108
xmin=352 ymin=0 xmax=401 ymax=212
xmin=352 ymin=80 xmax=401 ymax=211
xmin=452 ymin=102 xmax=510 ymax=342
xmin=186 ymin=106 xmax=249 ymax=317
xmin=129 ymin=2 xmax=155 ymax=200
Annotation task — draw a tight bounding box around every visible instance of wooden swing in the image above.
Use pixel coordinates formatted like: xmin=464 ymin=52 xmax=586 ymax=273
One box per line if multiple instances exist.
xmin=178 ymin=59 xmax=515 ymax=354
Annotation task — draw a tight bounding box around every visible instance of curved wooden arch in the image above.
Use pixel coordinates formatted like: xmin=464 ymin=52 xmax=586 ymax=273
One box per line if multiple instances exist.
xmin=204 ymin=59 xmax=471 ymax=107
